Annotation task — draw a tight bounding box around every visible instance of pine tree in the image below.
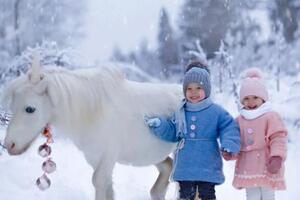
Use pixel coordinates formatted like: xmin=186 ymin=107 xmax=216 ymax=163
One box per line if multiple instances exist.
xmin=178 ymin=0 xmax=233 ymax=58
xmin=0 ymin=0 xmax=86 ymax=58
xmin=0 ymin=1 xmax=16 ymax=56
xmin=0 ymin=0 xmax=87 ymax=80
xmin=111 ymin=46 xmax=127 ymax=62
xmin=214 ymin=41 xmax=239 ymax=109
xmin=270 ymin=0 xmax=299 ymax=43
xmin=157 ymin=7 xmax=179 ymax=78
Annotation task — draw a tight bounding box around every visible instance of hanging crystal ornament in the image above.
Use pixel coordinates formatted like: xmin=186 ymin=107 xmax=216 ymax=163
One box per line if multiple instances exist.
xmin=42 ymin=158 xmax=57 ymax=174
xmin=36 ymin=124 xmax=56 ymax=191
xmin=38 ymin=143 xmax=51 ymax=157
xmin=36 ymin=174 xmax=51 ymax=190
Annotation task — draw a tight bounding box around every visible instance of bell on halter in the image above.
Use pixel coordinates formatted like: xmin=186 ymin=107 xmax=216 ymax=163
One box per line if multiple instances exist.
xmin=42 ymin=159 xmax=57 ymax=174
xmin=38 ymin=143 xmax=52 ymax=157
xmin=36 ymin=174 xmax=51 ymax=190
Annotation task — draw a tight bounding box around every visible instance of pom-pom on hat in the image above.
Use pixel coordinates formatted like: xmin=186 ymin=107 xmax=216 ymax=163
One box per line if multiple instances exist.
xmin=183 ymin=61 xmax=211 ymax=97
xmin=239 ymin=67 xmax=268 ymax=102
xmin=184 ymin=60 xmax=209 ymax=73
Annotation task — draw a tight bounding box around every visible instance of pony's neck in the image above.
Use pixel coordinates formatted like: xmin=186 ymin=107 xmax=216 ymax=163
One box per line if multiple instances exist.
xmin=46 ymin=67 xmax=124 ymax=130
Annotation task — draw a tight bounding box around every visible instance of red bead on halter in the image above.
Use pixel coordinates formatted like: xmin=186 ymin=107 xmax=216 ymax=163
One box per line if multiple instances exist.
xmin=43 ymin=124 xmax=53 ymax=144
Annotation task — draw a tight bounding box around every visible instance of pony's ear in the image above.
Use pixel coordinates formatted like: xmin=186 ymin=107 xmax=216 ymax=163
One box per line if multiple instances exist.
xmin=28 ymin=52 xmax=43 ymax=84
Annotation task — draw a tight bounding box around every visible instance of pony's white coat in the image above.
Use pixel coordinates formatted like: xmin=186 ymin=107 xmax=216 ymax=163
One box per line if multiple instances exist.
xmin=2 ymin=64 xmax=182 ymax=200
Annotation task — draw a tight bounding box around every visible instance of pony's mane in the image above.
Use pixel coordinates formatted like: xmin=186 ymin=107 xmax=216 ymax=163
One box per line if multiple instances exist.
xmin=46 ymin=65 xmax=125 ymax=125
xmin=2 ymin=65 xmax=125 ymax=126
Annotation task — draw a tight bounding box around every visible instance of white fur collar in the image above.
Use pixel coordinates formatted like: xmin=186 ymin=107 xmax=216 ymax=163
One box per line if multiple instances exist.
xmin=240 ymin=102 xmax=272 ymax=120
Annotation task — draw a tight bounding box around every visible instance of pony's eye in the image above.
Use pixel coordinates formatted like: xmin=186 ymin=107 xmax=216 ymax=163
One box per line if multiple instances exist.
xmin=25 ymin=106 xmax=36 ymax=113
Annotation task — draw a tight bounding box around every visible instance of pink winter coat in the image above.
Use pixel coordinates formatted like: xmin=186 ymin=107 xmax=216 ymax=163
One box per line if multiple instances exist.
xmin=233 ymin=111 xmax=287 ymax=190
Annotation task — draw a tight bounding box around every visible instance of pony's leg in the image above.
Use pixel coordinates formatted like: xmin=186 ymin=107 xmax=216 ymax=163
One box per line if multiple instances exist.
xmin=92 ymin=160 xmax=115 ymax=200
xmin=150 ymin=156 xmax=173 ymax=200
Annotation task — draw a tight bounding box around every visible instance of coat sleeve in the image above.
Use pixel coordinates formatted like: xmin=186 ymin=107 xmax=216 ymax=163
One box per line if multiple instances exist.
xmin=218 ymin=109 xmax=241 ymax=154
xmin=266 ymin=112 xmax=288 ymax=160
xmin=151 ymin=114 xmax=179 ymax=143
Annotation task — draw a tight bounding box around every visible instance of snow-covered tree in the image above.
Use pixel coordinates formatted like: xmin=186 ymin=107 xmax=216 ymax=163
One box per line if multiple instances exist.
xmin=182 ymin=39 xmax=206 ymax=65
xmin=111 ymin=39 xmax=161 ymax=78
xmin=213 ymin=41 xmax=239 ymax=109
xmin=269 ymin=0 xmax=299 ymax=43
xmin=224 ymin=4 xmax=265 ymax=74
xmin=111 ymin=46 xmax=127 ymax=63
xmin=0 ymin=42 xmax=87 ymax=84
xmin=0 ymin=0 xmax=86 ymax=58
xmin=177 ymin=0 xmax=234 ymax=58
xmin=0 ymin=1 xmax=16 ymax=59
xmin=0 ymin=0 xmax=87 ymax=84
xmin=157 ymin=7 xmax=179 ymax=78
xmin=264 ymin=28 xmax=290 ymax=92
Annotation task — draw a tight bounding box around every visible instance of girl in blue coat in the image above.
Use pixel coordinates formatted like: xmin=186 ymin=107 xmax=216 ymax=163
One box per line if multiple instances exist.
xmin=146 ymin=61 xmax=241 ymax=200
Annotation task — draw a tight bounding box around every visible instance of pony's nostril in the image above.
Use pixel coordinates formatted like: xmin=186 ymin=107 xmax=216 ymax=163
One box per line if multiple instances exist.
xmin=11 ymin=142 xmax=15 ymax=149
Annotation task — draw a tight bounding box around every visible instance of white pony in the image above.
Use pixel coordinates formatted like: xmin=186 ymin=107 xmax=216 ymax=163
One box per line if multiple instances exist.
xmin=2 ymin=57 xmax=182 ymax=200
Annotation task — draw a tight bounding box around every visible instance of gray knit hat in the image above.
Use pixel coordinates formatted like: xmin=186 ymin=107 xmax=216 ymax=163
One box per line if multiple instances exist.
xmin=183 ymin=67 xmax=211 ymax=97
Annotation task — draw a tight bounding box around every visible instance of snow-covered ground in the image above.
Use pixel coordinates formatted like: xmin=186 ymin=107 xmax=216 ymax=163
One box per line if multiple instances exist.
xmin=0 ymin=128 xmax=299 ymax=200
xmin=0 ymin=64 xmax=299 ymax=199
xmin=0 ymin=77 xmax=299 ymax=199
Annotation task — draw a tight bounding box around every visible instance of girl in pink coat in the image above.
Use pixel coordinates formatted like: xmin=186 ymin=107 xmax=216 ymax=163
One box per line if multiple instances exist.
xmin=228 ymin=68 xmax=288 ymax=200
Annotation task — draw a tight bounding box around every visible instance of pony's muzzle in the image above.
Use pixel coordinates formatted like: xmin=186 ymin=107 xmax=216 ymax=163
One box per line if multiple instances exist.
xmin=4 ymin=140 xmax=20 ymax=155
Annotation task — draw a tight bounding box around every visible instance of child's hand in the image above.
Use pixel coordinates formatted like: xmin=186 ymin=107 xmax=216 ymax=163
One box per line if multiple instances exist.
xmin=267 ymin=156 xmax=282 ymax=174
xmin=144 ymin=117 xmax=161 ymax=128
xmin=221 ymin=151 xmax=233 ymax=161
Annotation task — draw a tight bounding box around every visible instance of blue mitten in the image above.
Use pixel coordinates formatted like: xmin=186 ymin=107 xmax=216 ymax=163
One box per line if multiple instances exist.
xmin=145 ymin=117 xmax=161 ymax=128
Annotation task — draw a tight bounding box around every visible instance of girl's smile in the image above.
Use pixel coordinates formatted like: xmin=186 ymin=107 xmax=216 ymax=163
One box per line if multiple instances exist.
xmin=242 ymin=95 xmax=264 ymax=110
xmin=185 ymin=83 xmax=206 ymax=103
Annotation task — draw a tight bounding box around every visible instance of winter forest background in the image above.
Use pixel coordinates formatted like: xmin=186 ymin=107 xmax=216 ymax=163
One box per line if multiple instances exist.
xmin=0 ymin=0 xmax=300 ymax=199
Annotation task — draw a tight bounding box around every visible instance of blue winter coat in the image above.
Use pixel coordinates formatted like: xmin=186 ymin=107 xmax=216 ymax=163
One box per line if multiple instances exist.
xmin=152 ymin=98 xmax=240 ymax=184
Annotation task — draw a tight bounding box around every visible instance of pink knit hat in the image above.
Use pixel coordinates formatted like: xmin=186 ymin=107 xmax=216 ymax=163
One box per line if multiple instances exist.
xmin=239 ymin=68 xmax=268 ymax=102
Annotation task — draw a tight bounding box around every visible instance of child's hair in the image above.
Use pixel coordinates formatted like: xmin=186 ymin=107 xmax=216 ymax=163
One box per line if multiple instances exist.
xmin=185 ymin=60 xmax=210 ymax=74
xmin=239 ymin=67 xmax=268 ymax=102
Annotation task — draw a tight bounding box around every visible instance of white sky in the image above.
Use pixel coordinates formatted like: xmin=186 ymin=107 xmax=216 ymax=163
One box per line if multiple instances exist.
xmin=79 ymin=0 xmax=182 ymax=61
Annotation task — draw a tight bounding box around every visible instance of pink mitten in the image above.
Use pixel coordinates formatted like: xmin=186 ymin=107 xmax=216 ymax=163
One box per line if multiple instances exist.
xmin=267 ymin=156 xmax=282 ymax=174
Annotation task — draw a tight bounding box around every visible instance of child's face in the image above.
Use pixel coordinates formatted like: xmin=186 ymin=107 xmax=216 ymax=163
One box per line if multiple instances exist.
xmin=242 ymin=95 xmax=264 ymax=110
xmin=185 ymin=83 xmax=206 ymax=103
